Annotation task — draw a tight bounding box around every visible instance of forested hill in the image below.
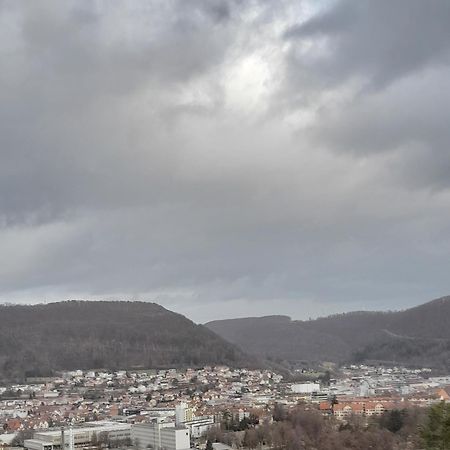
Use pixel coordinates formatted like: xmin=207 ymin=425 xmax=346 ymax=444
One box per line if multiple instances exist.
xmin=0 ymin=301 xmax=250 ymax=381
xmin=206 ymin=296 xmax=450 ymax=370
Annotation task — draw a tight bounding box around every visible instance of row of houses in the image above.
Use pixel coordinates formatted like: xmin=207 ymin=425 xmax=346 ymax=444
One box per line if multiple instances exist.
xmin=319 ymin=399 xmax=399 ymax=418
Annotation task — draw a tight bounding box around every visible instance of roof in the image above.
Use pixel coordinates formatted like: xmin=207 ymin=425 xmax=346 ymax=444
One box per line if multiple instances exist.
xmin=0 ymin=434 xmax=17 ymax=445
xmin=212 ymin=443 xmax=233 ymax=450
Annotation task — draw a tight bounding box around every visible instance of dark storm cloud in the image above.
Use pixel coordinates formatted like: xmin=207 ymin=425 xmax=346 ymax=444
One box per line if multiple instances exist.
xmin=0 ymin=0 xmax=239 ymax=223
xmin=1 ymin=0 xmax=450 ymax=322
xmin=282 ymin=0 xmax=450 ymax=191
xmin=285 ymin=0 xmax=450 ymax=88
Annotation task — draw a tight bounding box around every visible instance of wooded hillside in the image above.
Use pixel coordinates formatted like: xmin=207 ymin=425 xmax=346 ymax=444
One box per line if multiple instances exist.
xmin=206 ymin=296 xmax=450 ymax=370
xmin=0 ymin=301 xmax=250 ymax=381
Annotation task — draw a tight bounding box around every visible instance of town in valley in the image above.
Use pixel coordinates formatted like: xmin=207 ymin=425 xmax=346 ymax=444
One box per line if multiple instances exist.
xmin=1 ymin=364 xmax=449 ymax=450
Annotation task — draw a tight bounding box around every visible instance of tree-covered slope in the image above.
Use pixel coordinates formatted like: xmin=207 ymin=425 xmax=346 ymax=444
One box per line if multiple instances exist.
xmin=206 ymin=296 xmax=450 ymax=370
xmin=0 ymin=301 xmax=250 ymax=380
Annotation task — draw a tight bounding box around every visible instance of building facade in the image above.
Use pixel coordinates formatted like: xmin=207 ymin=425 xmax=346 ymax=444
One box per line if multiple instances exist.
xmin=24 ymin=422 xmax=131 ymax=450
xmin=132 ymin=422 xmax=190 ymax=450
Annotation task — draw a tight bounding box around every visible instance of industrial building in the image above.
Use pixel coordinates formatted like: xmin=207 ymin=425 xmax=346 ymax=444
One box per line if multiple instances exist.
xmin=24 ymin=422 xmax=131 ymax=450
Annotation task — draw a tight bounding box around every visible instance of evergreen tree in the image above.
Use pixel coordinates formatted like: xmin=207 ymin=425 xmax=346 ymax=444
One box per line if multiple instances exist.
xmin=421 ymin=402 xmax=450 ymax=449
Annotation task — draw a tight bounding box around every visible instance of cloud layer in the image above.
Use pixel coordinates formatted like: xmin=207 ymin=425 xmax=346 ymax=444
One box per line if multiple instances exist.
xmin=1 ymin=0 xmax=450 ymax=322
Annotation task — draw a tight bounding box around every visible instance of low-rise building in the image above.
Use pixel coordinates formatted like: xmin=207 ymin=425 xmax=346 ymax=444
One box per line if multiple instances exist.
xmin=184 ymin=416 xmax=216 ymax=438
xmin=24 ymin=421 xmax=131 ymax=450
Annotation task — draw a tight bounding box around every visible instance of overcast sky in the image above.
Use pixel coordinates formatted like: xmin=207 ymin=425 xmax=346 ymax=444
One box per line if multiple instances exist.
xmin=1 ymin=0 xmax=450 ymax=323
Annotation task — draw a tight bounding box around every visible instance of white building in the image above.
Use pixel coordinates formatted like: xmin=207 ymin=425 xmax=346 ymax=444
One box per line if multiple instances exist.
xmin=184 ymin=416 xmax=216 ymax=438
xmin=24 ymin=422 xmax=131 ymax=450
xmin=132 ymin=422 xmax=190 ymax=450
xmin=175 ymin=403 xmax=193 ymax=426
xmin=291 ymin=383 xmax=320 ymax=394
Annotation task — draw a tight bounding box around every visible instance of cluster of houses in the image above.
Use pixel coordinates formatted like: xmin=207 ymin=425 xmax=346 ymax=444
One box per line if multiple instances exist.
xmin=1 ymin=364 xmax=449 ymax=449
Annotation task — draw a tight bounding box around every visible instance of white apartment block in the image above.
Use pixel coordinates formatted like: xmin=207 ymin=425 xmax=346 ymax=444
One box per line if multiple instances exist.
xmin=175 ymin=403 xmax=193 ymax=426
xmin=132 ymin=422 xmax=190 ymax=450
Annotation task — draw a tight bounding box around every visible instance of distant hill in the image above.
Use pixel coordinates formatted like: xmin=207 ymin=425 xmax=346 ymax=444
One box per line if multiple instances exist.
xmin=0 ymin=301 xmax=251 ymax=381
xmin=206 ymin=296 xmax=450 ymax=370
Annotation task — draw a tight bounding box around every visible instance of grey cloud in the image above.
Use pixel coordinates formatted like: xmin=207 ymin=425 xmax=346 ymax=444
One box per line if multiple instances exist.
xmin=1 ymin=0 xmax=249 ymax=224
xmin=296 ymin=65 xmax=450 ymax=189
xmin=285 ymin=0 xmax=450 ymax=89
xmin=1 ymin=0 xmax=450 ymax=322
xmin=280 ymin=0 xmax=450 ymax=192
